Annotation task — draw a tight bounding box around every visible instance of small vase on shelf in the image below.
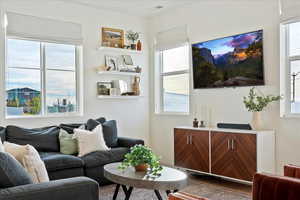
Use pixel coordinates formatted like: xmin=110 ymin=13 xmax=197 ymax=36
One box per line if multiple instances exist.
xmin=193 ymin=118 xmax=199 ymax=128
xmin=137 ymin=40 xmax=142 ymax=51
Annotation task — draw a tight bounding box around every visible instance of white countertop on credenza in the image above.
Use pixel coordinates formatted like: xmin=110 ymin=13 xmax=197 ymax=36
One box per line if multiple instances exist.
xmin=175 ymin=126 xmax=275 ymax=135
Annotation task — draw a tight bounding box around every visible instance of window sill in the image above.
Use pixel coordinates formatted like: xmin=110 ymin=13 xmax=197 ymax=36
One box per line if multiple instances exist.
xmin=280 ymin=113 xmax=300 ymax=119
xmin=5 ymin=113 xmax=83 ymax=120
xmin=154 ymin=112 xmax=190 ymax=116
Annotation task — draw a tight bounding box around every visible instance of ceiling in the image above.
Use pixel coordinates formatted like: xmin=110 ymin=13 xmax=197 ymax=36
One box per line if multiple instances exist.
xmin=53 ymin=0 xmax=198 ymax=17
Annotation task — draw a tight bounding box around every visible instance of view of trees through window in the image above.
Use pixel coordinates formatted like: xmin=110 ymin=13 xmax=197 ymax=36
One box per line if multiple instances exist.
xmin=6 ymin=38 xmax=78 ymax=117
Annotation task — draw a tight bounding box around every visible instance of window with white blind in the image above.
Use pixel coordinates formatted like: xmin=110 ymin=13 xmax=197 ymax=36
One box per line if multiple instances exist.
xmin=159 ymin=45 xmax=190 ymax=113
xmin=155 ymin=26 xmax=190 ymax=114
xmin=281 ymin=20 xmax=300 ymax=117
xmin=5 ymin=12 xmax=83 ymax=118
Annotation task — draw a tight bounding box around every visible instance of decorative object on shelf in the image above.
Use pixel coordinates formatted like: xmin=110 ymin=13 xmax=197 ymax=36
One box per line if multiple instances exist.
xmin=119 ymin=144 xmax=163 ymax=176
xmin=243 ymin=87 xmax=281 ymax=130
xmin=135 ymin=66 xmax=142 ymax=73
xmin=126 ymin=30 xmax=140 ymax=50
xmin=121 ymin=92 xmax=135 ymax=96
xmin=199 ymin=121 xmax=205 ymax=128
xmin=137 ymin=40 xmax=142 ymax=51
xmin=193 ymin=118 xmax=199 ymax=128
xmin=97 ymin=81 xmax=112 ymax=96
xmin=110 ymin=88 xmax=119 ymax=96
xmin=113 ymin=80 xmax=128 ymax=95
xmin=105 ymin=55 xmax=119 ymax=71
xmin=102 ymin=27 xmax=124 ymax=48
xmin=97 ymin=65 xmax=110 ymax=72
xmin=132 ymin=76 xmax=140 ymax=96
xmin=122 ymin=55 xmax=133 ymax=65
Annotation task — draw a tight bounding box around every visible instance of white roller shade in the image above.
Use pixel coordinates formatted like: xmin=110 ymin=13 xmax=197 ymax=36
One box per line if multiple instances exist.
xmin=280 ymin=0 xmax=300 ymax=22
xmin=6 ymin=12 xmax=83 ymax=45
xmin=155 ymin=25 xmax=188 ymax=51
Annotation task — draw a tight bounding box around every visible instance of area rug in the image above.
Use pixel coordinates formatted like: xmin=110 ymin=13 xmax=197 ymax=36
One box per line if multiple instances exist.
xmin=99 ymin=175 xmax=251 ymax=200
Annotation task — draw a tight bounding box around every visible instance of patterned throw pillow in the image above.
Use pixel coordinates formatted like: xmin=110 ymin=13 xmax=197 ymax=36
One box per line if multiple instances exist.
xmin=4 ymin=142 xmax=49 ymax=183
xmin=73 ymin=125 xmax=109 ymax=157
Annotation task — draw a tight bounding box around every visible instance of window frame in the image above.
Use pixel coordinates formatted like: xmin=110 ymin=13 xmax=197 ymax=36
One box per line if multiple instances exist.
xmin=280 ymin=18 xmax=300 ymax=118
xmin=156 ymin=44 xmax=191 ymax=115
xmin=5 ymin=36 xmax=83 ymax=119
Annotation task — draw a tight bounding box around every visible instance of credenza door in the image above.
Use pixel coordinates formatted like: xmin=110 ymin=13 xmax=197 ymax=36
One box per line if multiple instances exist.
xmin=211 ymin=131 xmax=235 ymax=178
xmin=231 ymin=133 xmax=257 ymax=181
xmin=211 ymin=131 xmax=257 ymax=181
xmin=174 ymin=129 xmax=209 ymax=173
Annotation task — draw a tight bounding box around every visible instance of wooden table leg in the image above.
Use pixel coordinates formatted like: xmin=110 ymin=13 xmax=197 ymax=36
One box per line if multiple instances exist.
xmin=154 ymin=190 xmax=163 ymax=200
xmin=113 ymin=184 xmax=120 ymax=200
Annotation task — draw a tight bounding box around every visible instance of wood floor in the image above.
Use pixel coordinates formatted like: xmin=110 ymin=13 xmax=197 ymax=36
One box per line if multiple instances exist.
xmin=99 ymin=173 xmax=252 ymax=200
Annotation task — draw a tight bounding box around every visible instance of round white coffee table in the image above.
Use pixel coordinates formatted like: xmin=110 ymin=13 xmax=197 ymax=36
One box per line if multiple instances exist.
xmin=104 ymin=162 xmax=188 ymax=200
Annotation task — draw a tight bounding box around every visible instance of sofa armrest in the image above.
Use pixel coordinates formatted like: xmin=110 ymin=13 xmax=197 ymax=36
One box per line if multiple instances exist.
xmin=253 ymin=173 xmax=300 ymax=200
xmin=118 ymin=137 xmax=144 ymax=148
xmin=0 ymin=177 xmax=99 ymax=200
xmin=284 ymin=164 xmax=300 ymax=179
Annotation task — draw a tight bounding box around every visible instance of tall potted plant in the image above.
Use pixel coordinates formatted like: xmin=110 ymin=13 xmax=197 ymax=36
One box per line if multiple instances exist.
xmin=243 ymin=87 xmax=281 ymax=130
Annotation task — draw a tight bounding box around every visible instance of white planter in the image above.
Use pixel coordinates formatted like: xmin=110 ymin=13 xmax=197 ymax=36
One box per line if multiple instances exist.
xmin=251 ymin=111 xmax=263 ymax=130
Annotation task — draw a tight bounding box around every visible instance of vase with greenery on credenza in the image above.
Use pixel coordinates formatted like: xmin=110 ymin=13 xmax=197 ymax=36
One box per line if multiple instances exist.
xmin=243 ymin=87 xmax=281 ymax=130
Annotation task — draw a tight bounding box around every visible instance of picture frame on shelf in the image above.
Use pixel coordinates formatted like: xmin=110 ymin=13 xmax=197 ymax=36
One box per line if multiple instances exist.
xmin=102 ymin=27 xmax=124 ymax=48
xmin=97 ymin=81 xmax=112 ymax=96
xmin=122 ymin=55 xmax=133 ymax=65
xmin=105 ymin=55 xmax=119 ymax=71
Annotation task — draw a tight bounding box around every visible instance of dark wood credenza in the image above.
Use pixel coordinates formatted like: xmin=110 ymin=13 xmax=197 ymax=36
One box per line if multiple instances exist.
xmin=174 ymin=127 xmax=275 ymax=183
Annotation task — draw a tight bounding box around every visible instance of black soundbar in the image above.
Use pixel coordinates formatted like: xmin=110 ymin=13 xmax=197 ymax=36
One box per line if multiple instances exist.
xmin=217 ymin=123 xmax=252 ymax=130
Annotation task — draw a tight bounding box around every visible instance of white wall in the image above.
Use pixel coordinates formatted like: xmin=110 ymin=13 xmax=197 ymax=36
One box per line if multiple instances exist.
xmin=0 ymin=0 xmax=150 ymax=143
xmin=148 ymin=1 xmax=300 ymax=174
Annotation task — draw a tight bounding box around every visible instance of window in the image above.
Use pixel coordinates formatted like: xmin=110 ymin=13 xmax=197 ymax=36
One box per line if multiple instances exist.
xmin=158 ymin=45 xmax=190 ymax=114
xmin=6 ymin=38 xmax=80 ymax=117
xmin=280 ymin=20 xmax=300 ymax=116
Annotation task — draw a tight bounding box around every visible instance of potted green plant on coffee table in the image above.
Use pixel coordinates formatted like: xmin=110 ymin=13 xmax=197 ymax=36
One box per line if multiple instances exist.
xmin=119 ymin=145 xmax=163 ymax=176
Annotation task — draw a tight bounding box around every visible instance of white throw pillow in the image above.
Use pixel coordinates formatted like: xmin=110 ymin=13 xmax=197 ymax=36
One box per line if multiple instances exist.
xmin=4 ymin=142 xmax=49 ymax=183
xmin=73 ymin=124 xmax=109 ymax=157
xmin=0 ymin=139 xmax=4 ymax=152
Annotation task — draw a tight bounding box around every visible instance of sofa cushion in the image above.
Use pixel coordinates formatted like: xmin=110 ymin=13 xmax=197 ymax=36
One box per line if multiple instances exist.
xmin=0 ymin=152 xmax=33 ymax=188
xmin=39 ymin=152 xmax=84 ymax=172
xmin=59 ymin=123 xmax=86 ymax=134
xmin=102 ymin=120 xmax=118 ymax=148
xmin=4 ymin=142 xmax=49 ymax=183
xmin=59 ymin=129 xmax=78 ymax=155
xmin=86 ymin=118 xmax=105 ymax=131
xmin=81 ymin=147 xmax=129 ymax=168
xmin=0 ymin=127 xmax=5 ymax=142
xmin=86 ymin=119 xmax=118 ymax=148
xmin=6 ymin=126 xmax=60 ymax=152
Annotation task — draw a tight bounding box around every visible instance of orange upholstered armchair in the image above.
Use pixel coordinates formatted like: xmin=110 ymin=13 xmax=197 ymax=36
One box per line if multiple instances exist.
xmin=169 ymin=165 xmax=300 ymax=200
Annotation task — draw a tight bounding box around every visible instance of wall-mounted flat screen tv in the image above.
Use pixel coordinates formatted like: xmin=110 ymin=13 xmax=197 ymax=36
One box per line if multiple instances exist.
xmin=192 ymin=30 xmax=264 ymax=89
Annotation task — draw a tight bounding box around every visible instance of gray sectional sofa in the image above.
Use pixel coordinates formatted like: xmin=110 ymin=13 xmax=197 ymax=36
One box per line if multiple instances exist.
xmin=0 ymin=118 xmax=144 ymax=199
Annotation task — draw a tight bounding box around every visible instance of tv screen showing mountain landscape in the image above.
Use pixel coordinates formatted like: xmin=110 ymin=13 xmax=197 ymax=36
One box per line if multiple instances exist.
xmin=192 ymin=30 xmax=264 ymax=89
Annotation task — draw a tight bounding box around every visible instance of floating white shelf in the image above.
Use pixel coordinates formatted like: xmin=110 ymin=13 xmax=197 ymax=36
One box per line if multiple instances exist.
xmin=97 ymin=95 xmax=143 ymax=99
xmin=97 ymin=46 xmax=143 ymax=54
xmin=97 ymin=71 xmax=141 ymax=76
